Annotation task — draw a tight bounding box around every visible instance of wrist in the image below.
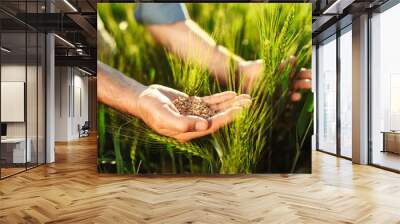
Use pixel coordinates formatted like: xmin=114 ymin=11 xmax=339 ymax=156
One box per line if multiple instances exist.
xmin=235 ymin=60 xmax=247 ymax=86
xmin=126 ymin=81 xmax=147 ymax=119
xmin=236 ymin=60 xmax=245 ymax=75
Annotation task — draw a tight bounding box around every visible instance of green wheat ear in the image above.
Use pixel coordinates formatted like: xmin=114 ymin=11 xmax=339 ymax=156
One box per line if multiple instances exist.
xmin=146 ymin=132 xmax=214 ymax=162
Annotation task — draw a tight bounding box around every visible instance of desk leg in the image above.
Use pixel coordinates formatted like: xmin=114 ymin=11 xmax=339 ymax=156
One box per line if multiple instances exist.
xmin=382 ymin=133 xmax=386 ymax=153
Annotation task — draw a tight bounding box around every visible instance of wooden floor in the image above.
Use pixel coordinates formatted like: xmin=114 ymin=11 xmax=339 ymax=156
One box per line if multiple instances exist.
xmin=1 ymin=136 xmax=400 ymax=224
xmin=373 ymin=150 xmax=400 ymax=171
xmin=1 ymin=167 xmax=26 ymax=178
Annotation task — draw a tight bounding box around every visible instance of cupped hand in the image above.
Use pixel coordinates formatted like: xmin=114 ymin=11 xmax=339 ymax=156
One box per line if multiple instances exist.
xmin=238 ymin=56 xmax=312 ymax=101
xmin=279 ymin=56 xmax=312 ymax=101
xmin=136 ymin=84 xmax=251 ymax=142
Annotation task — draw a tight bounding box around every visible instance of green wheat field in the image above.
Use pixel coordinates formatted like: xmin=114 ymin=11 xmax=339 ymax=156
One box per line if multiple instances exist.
xmin=97 ymin=3 xmax=313 ymax=174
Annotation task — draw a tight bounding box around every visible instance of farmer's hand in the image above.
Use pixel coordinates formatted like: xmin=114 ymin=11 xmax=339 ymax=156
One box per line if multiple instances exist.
xmin=136 ymin=84 xmax=251 ymax=142
xmin=238 ymin=56 xmax=311 ymax=101
xmin=238 ymin=59 xmax=264 ymax=93
xmin=279 ymin=56 xmax=312 ymax=102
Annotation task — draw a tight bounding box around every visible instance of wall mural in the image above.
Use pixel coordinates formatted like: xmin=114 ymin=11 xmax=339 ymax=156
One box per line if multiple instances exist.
xmin=97 ymin=3 xmax=313 ymax=174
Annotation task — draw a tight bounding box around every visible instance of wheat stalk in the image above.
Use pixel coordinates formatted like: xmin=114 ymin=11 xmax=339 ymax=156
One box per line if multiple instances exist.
xmin=146 ymin=132 xmax=214 ymax=162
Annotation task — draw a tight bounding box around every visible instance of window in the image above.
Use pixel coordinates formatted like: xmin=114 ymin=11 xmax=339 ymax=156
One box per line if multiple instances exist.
xmin=370 ymin=3 xmax=400 ymax=171
xmin=339 ymin=27 xmax=352 ymax=158
xmin=317 ymin=35 xmax=337 ymax=154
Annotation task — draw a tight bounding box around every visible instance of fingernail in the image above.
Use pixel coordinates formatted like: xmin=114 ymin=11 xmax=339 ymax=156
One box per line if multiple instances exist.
xmin=195 ymin=121 xmax=208 ymax=131
xmin=241 ymin=94 xmax=251 ymax=99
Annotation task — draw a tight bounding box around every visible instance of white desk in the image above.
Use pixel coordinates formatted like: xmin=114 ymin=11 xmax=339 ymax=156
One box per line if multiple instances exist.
xmin=1 ymin=138 xmax=31 ymax=163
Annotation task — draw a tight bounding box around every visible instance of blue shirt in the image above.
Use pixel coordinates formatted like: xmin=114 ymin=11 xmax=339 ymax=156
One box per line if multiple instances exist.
xmin=135 ymin=3 xmax=189 ymax=25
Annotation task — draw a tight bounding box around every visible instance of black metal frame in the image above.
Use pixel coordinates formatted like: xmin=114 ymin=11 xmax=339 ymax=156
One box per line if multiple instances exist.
xmin=315 ymin=21 xmax=353 ymax=161
xmin=336 ymin=21 xmax=341 ymax=158
xmin=0 ymin=0 xmax=47 ymax=180
xmin=315 ymin=44 xmax=319 ymax=151
xmin=367 ymin=10 xmax=373 ymax=166
xmin=25 ymin=1 xmax=28 ymax=172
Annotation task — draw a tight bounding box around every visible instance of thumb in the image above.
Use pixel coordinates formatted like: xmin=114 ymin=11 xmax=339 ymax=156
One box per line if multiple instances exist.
xmin=159 ymin=104 xmax=209 ymax=132
xmin=179 ymin=115 xmax=209 ymax=132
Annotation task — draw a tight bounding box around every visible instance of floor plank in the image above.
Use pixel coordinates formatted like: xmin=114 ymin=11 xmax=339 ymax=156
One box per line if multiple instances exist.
xmin=0 ymin=135 xmax=400 ymax=224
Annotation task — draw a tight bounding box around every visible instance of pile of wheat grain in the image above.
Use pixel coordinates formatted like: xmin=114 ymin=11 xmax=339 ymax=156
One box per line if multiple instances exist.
xmin=173 ymin=96 xmax=215 ymax=119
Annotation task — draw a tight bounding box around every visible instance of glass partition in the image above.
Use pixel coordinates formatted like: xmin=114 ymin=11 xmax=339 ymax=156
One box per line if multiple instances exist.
xmin=0 ymin=1 xmax=46 ymax=179
xmin=1 ymin=30 xmax=28 ymax=177
xmin=317 ymin=35 xmax=337 ymax=154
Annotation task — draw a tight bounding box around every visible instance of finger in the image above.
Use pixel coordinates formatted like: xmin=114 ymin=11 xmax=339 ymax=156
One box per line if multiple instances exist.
xmin=167 ymin=103 xmax=180 ymax=113
xmin=172 ymin=106 xmax=243 ymax=142
xmin=291 ymin=92 xmax=302 ymax=102
xmin=174 ymin=131 xmax=208 ymax=143
xmin=279 ymin=56 xmax=297 ymax=73
xmin=156 ymin=116 xmax=209 ymax=138
xmin=156 ymin=104 xmax=187 ymax=132
xmin=288 ymin=56 xmax=299 ymax=79
xmin=210 ymin=94 xmax=250 ymax=110
xmin=293 ymin=79 xmax=311 ymax=90
xmin=209 ymin=94 xmax=251 ymax=111
xmin=183 ymin=115 xmax=210 ymax=132
xmin=201 ymin=91 xmax=237 ymax=105
xmin=173 ymin=131 xmax=211 ymax=143
xmin=288 ymin=55 xmax=297 ymax=66
xmin=296 ymin=68 xmax=311 ymax=79
xmin=278 ymin=59 xmax=288 ymax=72
xmin=208 ymin=106 xmax=243 ymax=132
xmin=158 ymin=104 xmax=209 ymax=133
